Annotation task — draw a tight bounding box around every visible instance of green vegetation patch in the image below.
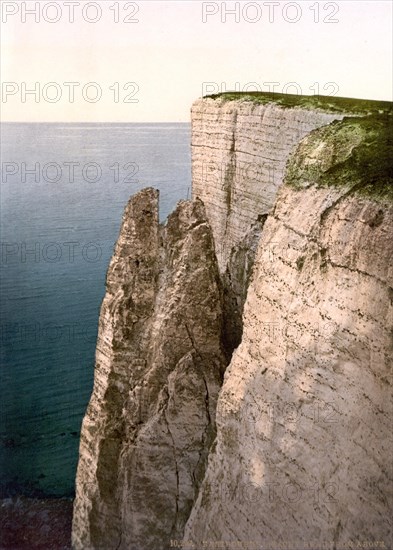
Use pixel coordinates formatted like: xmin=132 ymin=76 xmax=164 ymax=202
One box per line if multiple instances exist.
xmin=285 ymin=114 xmax=393 ymax=201
xmin=205 ymin=91 xmax=392 ymax=115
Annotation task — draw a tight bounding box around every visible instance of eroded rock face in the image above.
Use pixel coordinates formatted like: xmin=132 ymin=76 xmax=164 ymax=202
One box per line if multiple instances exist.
xmin=74 ymin=100 xmax=392 ymax=550
xmin=183 ymin=120 xmax=393 ymax=548
xmin=222 ymin=216 xmax=267 ymax=354
xmin=191 ymin=98 xmax=345 ymax=270
xmin=72 ymin=188 xmax=226 ymax=550
xmin=192 ymin=98 xmax=348 ymax=353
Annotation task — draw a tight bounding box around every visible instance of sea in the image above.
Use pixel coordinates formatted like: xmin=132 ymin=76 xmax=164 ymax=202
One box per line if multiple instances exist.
xmin=0 ymin=122 xmax=191 ymax=497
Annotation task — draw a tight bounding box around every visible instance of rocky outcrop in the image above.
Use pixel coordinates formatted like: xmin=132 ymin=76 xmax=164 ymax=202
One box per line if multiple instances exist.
xmin=191 ymin=97 xmax=345 ymax=271
xmin=183 ymin=114 xmax=393 ymax=549
xmin=72 ymin=189 xmax=226 ymax=550
xmin=191 ymin=96 xmax=352 ymax=358
xmin=191 ymin=95 xmax=392 ymax=274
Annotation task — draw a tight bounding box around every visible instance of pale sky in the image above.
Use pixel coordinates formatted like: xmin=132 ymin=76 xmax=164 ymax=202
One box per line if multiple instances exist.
xmin=1 ymin=0 xmax=392 ymax=122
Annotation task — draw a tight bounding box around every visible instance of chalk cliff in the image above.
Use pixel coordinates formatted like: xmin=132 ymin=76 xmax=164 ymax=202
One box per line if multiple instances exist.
xmin=193 ymin=93 xmax=390 ymax=351
xmin=184 ymin=113 xmax=393 ymax=549
xmin=191 ymin=97 xmax=343 ymax=271
xmin=73 ymin=93 xmax=392 ymax=550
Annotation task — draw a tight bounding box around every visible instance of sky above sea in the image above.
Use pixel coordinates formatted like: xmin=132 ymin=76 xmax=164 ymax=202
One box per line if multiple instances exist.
xmin=1 ymin=0 xmax=392 ymax=122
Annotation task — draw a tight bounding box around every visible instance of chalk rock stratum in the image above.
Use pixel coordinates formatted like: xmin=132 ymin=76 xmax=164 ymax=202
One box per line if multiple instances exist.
xmin=184 ymin=113 xmax=393 ymax=549
xmin=191 ymin=97 xmax=344 ymax=271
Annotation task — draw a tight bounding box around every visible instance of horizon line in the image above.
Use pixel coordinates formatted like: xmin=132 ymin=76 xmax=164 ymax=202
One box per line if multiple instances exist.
xmin=0 ymin=120 xmax=191 ymax=124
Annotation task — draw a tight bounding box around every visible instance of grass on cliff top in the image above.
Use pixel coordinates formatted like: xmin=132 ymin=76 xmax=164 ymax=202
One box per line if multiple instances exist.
xmin=204 ymin=91 xmax=392 ymax=115
xmin=285 ymin=114 xmax=393 ymax=201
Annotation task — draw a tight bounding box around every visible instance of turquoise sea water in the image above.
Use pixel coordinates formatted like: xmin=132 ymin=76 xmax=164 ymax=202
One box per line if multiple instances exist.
xmin=0 ymin=122 xmax=191 ymax=497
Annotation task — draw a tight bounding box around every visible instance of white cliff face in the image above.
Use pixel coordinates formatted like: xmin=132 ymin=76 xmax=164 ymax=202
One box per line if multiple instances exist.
xmin=191 ymin=98 xmax=344 ymax=271
xmin=73 ymin=96 xmax=392 ymax=550
xmin=183 ymin=118 xmax=393 ymax=548
xmin=72 ymin=189 xmax=226 ymax=550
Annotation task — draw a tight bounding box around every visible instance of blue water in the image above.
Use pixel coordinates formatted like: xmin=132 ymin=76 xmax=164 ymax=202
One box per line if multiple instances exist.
xmin=0 ymin=123 xmax=191 ymax=497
